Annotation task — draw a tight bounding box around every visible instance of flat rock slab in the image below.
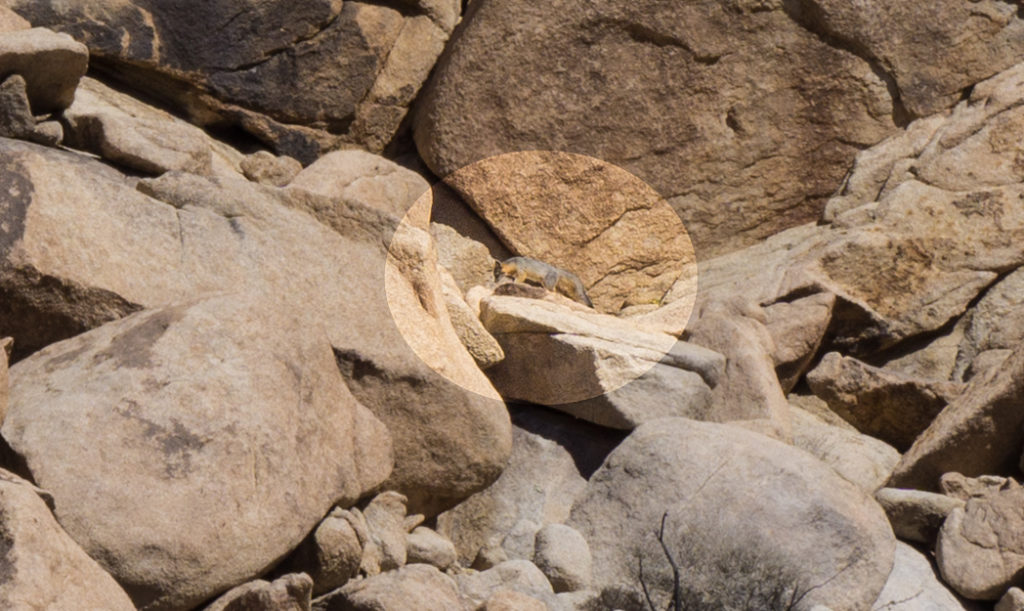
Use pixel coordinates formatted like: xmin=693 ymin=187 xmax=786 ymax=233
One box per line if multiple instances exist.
xmin=568 ymin=417 xmax=896 ymax=610
xmin=3 ymin=294 xmax=393 ymax=610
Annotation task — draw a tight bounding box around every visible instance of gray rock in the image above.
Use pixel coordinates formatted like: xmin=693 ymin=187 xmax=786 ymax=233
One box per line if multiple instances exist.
xmin=362 ymin=491 xmax=409 ymax=573
xmin=940 ymin=472 xmax=1018 ymax=502
xmin=431 ymin=221 xmax=496 ymax=295
xmin=874 ymin=487 xmax=964 ymax=545
xmin=205 ymin=574 xmax=313 ymax=611
xmin=954 ymin=267 xmax=1024 ymax=382
xmin=533 ymin=523 xmax=592 ymax=593
xmin=0 ymin=74 xmax=36 ymax=140
xmin=790 ymin=406 xmax=900 ymax=493
xmin=3 ymin=295 xmax=393 ymax=610
xmin=0 ymin=469 xmax=135 ymax=610
xmin=764 ymin=292 xmax=835 ymax=392
xmin=568 ymin=418 xmax=896 ymax=610
xmin=281 ymin=508 xmax=364 ymax=596
xmin=997 ymin=587 xmax=1024 ymax=611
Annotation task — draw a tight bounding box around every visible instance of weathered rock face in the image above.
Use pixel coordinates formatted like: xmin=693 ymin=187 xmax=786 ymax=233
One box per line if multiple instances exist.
xmin=439 ymin=151 xmax=694 ymax=312
xmin=205 ymin=574 xmax=314 ymax=611
xmin=415 ymin=0 xmax=898 ymax=257
xmin=875 ymin=488 xmax=964 ymax=545
xmin=0 ymin=470 xmax=136 ymax=610
xmin=795 ymin=0 xmax=1024 ymax=117
xmin=890 ymin=345 xmax=1024 ymax=491
xmin=937 ymin=484 xmax=1024 ymax=600
xmin=806 ymin=351 xmax=964 ymax=451
xmin=3 ymin=294 xmax=392 ymax=610
xmin=954 ymin=267 xmax=1024 ymax=381
xmin=0 ymin=137 xmax=510 ymax=516
xmin=9 ymin=0 xmax=456 ymax=159
xmin=0 ymin=27 xmax=88 ymax=113
xmin=872 ymin=542 xmax=973 ymax=611
xmin=568 ymin=418 xmax=896 ymax=610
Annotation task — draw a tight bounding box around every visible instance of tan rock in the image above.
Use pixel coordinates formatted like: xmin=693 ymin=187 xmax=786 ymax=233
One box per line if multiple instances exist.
xmin=63 ymin=76 xmax=227 ymax=176
xmin=414 ymin=2 xmax=897 ymax=257
xmin=0 ymin=140 xmax=510 ymax=515
xmin=801 ymin=0 xmax=1024 ymax=117
xmin=997 ymin=588 xmax=1024 ymax=611
xmin=440 ymin=151 xmax=694 ymax=312
xmin=406 ymin=527 xmax=457 ymax=571
xmin=9 ymin=1 xmax=450 ymax=159
xmin=314 ymin=563 xmax=460 ymax=611
xmin=568 ymin=418 xmax=896 ymax=610
xmin=455 ymin=560 xmax=558 ymax=611
xmin=0 ymin=7 xmax=29 ymax=32
xmin=0 ymin=337 xmax=9 ymax=427
xmin=437 ymin=404 xmax=621 ymax=566
xmin=483 ymin=589 xmax=548 ymax=611
xmin=0 ymin=75 xmax=40 ymax=143
xmin=936 ymin=486 xmax=1024 ymax=600
xmin=438 ymin=267 xmax=503 ymax=369
xmin=0 ymin=469 xmax=135 ymax=610
xmin=281 ymin=508 xmax=364 ymax=596
xmin=362 ymin=491 xmax=409 ymax=573
xmin=480 ymin=293 xmax=722 ymax=427
xmin=431 ymin=221 xmax=496 ymax=295
xmin=807 ymin=352 xmax=964 ymax=451
xmin=4 ymin=294 xmax=392 ymax=610
xmin=533 ymin=523 xmax=592 ymax=593
xmin=288 ymin=149 xmax=430 ymax=222
xmin=240 ymin=151 xmax=302 ymax=187
xmin=764 ymin=292 xmax=835 ymax=393
xmin=954 ymin=267 xmax=1024 ymax=381
xmin=0 ymin=27 xmax=87 ymax=113
xmin=685 ymin=298 xmax=792 ymax=436
xmin=874 ymin=488 xmax=965 ymax=545
xmin=940 ymin=472 xmax=1018 ymax=502
xmin=205 ymin=574 xmax=313 ymax=611
xmin=890 ymin=345 xmax=1024 ymax=491
xmin=790 ymin=406 xmax=899 ymax=494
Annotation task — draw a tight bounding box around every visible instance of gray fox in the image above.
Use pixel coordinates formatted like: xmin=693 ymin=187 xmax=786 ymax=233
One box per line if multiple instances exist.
xmin=493 ymin=256 xmax=594 ymax=308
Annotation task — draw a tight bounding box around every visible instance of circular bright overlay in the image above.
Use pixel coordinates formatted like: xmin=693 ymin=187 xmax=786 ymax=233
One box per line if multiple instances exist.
xmin=385 ymin=151 xmax=697 ymax=407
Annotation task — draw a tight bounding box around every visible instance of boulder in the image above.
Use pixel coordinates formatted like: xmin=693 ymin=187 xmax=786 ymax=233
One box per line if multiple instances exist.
xmin=806 ymin=352 xmax=964 ymax=450
xmin=0 ymin=27 xmax=87 ymax=113
xmin=312 ymin=564 xmax=461 ymax=611
xmin=480 ymin=293 xmax=721 ymax=427
xmin=205 ymin=574 xmax=314 ymax=611
xmin=763 ymin=292 xmax=835 ymax=392
xmin=63 ymin=76 xmax=244 ymax=176
xmin=954 ymin=267 xmax=1024 ymax=381
xmin=936 ymin=485 xmax=1024 ymax=600
xmin=455 ymin=559 xmax=559 ymax=611
xmin=568 ymin=418 xmax=896 ymax=610
xmin=437 ymin=404 xmax=623 ymax=566
xmin=280 ymin=508 xmax=364 ymax=596
xmin=790 ymin=405 xmax=900 ymax=493
xmin=0 ymin=139 xmax=510 ymax=515
xmin=431 ymin=221 xmax=496 ymax=295
xmin=0 ymin=337 xmax=9 ymax=426
xmin=532 ymin=523 xmax=593 ymax=593
xmin=0 ymin=470 xmax=135 ymax=610
xmin=0 ymin=75 xmax=40 ymax=142
xmin=240 ymin=151 xmax=302 ymax=187
xmin=406 ymin=527 xmax=457 ymax=571
xmin=414 ymin=0 xmax=898 ymax=257
xmin=287 ymin=149 xmax=430 ymax=222
xmin=685 ymin=298 xmax=792 ymax=435
xmin=796 ymin=0 xmax=1024 ymax=117
xmin=998 ymin=588 xmax=1024 ymax=611
xmin=439 ymin=267 xmax=504 ymax=369
xmin=890 ymin=345 xmax=1024 ymax=490
xmin=940 ymin=472 xmax=1018 ymax=501
xmin=438 ymin=150 xmax=694 ymax=312
xmin=361 ymin=491 xmax=409 ymax=573
xmin=484 ymin=589 xmax=548 ymax=611
xmin=874 ymin=488 xmax=965 ymax=545
xmin=8 ymin=1 xmax=455 ymax=159
xmin=871 ymin=542 xmax=974 ymax=610
xmin=3 ymin=295 xmax=393 ymax=610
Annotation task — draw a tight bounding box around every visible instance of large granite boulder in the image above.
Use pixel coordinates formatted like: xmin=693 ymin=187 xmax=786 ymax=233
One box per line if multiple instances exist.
xmin=3 ymin=294 xmax=393 ymax=610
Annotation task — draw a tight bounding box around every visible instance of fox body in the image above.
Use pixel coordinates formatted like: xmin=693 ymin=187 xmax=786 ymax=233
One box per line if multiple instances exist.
xmin=494 ymin=256 xmax=594 ymax=308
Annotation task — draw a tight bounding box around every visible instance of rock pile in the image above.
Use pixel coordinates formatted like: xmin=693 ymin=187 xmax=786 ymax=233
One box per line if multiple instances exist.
xmin=1 ymin=1 xmax=1024 ymax=609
